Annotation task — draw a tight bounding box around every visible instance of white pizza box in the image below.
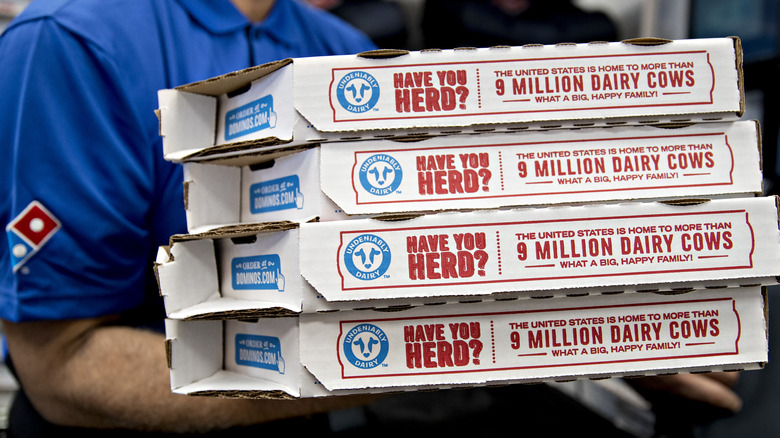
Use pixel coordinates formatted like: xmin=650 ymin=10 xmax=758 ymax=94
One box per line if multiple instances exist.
xmin=320 ymin=120 xmax=762 ymax=214
xmin=157 ymin=197 xmax=780 ymax=320
xmin=157 ymin=220 xmax=635 ymax=321
xmin=179 ymin=120 xmax=762 ymax=232
xmin=155 ymin=223 xmax=455 ymax=320
xmin=157 ymin=37 xmax=743 ymax=163
xmin=181 ymin=147 xmax=355 ymax=233
xmin=155 ymin=224 xmax=308 ymax=320
xmin=165 ymin=287 xmax=768 ymax=398
xmin=299 ymin=196 xmax=780 ymax=302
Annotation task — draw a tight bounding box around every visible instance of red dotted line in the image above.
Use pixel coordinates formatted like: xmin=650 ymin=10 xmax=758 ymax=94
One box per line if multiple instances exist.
xmin=490 ymin=320 xmax=496 ymax=364
xmin=495 ymin=231 xmax=502 ymax=275
xmin=498 ymin=151 xmax=505 ymax=191
xmin=476 ymin=68 xmax=482 ymax=108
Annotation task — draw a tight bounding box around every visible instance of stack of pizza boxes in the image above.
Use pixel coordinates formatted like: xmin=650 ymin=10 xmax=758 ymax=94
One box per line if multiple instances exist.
xmin=155 ymin=37 xmax=780 ymax=401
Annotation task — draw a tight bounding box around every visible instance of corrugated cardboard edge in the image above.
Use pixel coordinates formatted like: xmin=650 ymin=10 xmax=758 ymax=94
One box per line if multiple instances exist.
xmin=756 ymin=119 xmax=765 ymax=180
xmin=193 ymin=144 xmax=318 ymax=167
xmin=178 ymin=137 xmax=314 ymax=161
xmin=156 ymin=222 xmax=304 ymax=319
xmin=622 ymin=37 xmax=673 ymax=46
xmin=154 ymin=245 xmax=172 ymax=300
xmin=177 ymin=59 xmax=293 ymax=97
xmin=165 ymin=338 xmax=173 ymax=370
xmin=762 ymin=286 xmax=770 ymax=362
xmin=731 ymin=36 xmax=746 ymax=118
xmin=357 ymin=48 xmax=409 ymax=59
xmin=180 ymin=308 xmax=299 ymax=321
xmin=186 ymin=390 xmax=296 ymax=400
xmin=168 ymin=221 xmax=299 ymax=246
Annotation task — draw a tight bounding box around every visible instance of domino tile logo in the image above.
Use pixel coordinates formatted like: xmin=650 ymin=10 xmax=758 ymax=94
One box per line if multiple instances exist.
xmin=6 ymin=201 xmax=61 ymax=272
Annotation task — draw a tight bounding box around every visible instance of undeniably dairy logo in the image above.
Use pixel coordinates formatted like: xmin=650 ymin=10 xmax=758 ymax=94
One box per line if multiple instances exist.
xmin=342 ymin=323 xmax=389 ymax=369
xmin=336 ymin=71 xmax=380 ymax=113
xmin=231 ymin=254 xmax=285 ymax=292
xmin=358 ymin=154 xmax=403 ymax=196
xmin=343 ymin=234 xmax=391 ymax=280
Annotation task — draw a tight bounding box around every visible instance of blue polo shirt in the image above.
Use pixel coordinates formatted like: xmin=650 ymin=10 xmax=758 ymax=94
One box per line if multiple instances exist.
xmin=0 ymin=0 xmax=376 ymax=322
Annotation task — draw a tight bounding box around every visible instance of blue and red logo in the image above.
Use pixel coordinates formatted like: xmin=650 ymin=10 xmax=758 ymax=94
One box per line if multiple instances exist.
xmin=6 ymin=201 xmax=61 ymax=272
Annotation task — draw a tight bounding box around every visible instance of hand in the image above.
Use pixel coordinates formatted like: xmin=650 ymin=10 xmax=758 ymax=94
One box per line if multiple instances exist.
xmin=277 ymin=352 xmax=286 ymax=374
xmin=629 ymin=372 xmax=742 ymax=413
xmin=295 ymin=188 xmax=304 ymax=209
xmin=268 ymin=109 xmax=277 ymax=129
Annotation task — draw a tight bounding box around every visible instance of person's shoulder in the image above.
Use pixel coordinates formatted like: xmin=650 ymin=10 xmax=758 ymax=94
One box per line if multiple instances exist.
xmin=7 ymin=0 xmax=158 ymax=36
xmin=10 ymin=0 xmax=71 ymax=22
xmin=12 ymin=0 xmax=126 ymax=24
xmin=4 ymin=0 xmax=172 ymax=64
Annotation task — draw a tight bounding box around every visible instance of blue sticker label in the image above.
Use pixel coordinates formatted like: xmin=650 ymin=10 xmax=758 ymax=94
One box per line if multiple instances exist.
xmin=358 ymin=154 xmax=403 ymax=196
xmin=249 ymin=175 xmax=303 ymax=214
xmin=343 ymin=324 xmax=389 ymax=369
xmin=224 ymin=94 xmax=277 ymax=141
xmin=231 ymin=255 xmax=285 ymax=292
xmin=343 ymin=234 xmax=391 ymax=281
xmin=235 ymin=334 xmax=286 ymax=374
xmin=336 ymin=71 xmax=380 ymax=113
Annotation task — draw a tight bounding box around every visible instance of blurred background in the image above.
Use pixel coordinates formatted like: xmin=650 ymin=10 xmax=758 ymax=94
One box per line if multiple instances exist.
xmin=1 ymin=0 xmax=779 ymax=437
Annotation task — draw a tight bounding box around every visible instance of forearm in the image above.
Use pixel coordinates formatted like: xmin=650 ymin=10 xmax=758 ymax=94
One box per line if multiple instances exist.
xmin=3 ymin=318 xmax=372 ymax=433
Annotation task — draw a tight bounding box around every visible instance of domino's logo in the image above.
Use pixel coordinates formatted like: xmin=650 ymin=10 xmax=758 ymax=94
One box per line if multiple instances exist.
xmin=336 ymin=71 xmax=380 ymax=113
xmin=224 ymin=94 xmax=277 ymax=141
xmin=343 ymin=234 xmax=391 ymax=281
xmin=235 ymin=334 xmax=286 ymax=374
xmin=358 ymin=154 xmax=403 ymax=196
xmin=231 ymin=254 xmax=285 ymax=292
xmin=343 ymin=323 xmax=389 ymax=369
xmin=249 ymin=175 xmax=303 ymax=214
xmin=6 ymin=201 xmax=60 ymax=272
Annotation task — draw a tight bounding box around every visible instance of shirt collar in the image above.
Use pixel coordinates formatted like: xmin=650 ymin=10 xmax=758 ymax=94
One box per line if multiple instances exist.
xmin=175 ymin=0 xmax=300 ymax=47
xmin=257 ymin=0 xmax=301 ymax=48
xmin=175 ymin=0 xmax=248 ymax=34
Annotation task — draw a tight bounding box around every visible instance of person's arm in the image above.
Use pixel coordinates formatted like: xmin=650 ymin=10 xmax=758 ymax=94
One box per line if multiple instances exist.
xmin=629 ymin=372 xmax=742 ymax=413
xmin=3 ymin=317 xmax=373 ymax=433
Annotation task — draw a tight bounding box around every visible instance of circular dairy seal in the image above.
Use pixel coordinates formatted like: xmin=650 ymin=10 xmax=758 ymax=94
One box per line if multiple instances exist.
xmin=343 ymin=234 xmax=391 ymax=281
xmin=343 ymin=323 xmax=390 ymax=369
xmin=358 ymin=154 xmax=403 ymax=196
xmin=336 ymin=71 xmax=380 ymax=113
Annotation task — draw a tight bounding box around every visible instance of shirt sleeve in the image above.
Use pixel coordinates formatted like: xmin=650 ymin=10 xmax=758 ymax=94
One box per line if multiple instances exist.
xmin=0 ymin=16 xmax=176 ymax=322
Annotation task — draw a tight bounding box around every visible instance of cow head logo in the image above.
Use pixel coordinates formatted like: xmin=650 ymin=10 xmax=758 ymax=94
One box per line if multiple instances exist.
xmin=342 ymin=324 xmax=389 ymax=369
xmin=336 ymin=71 xmax=380 ymax=113
xmin=358 ymin=154 xmax=403 ymax=196
xmin=343 ymin=234 xmax=392 ymax=281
